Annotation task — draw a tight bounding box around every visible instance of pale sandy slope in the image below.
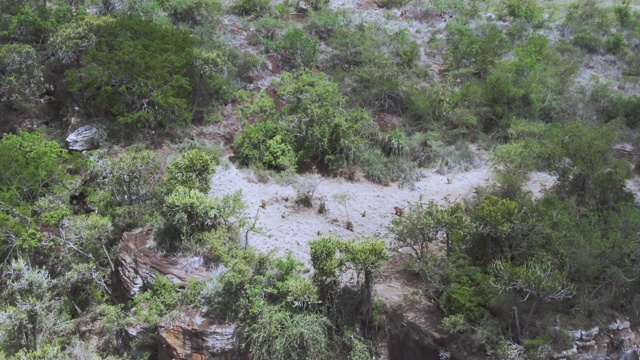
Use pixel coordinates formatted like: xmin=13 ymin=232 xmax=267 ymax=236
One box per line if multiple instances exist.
xmin=209 ymin=156 xmax=559 ymax=264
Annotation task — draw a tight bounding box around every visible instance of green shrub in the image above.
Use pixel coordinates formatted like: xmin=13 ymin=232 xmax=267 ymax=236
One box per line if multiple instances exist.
xmin=163 ymin=0 xmax=222 ymax=27
xmin=445 ymin=22 xmax=510 ymax=77
xmin=65 ymin=18 xmax=197 ymax=129
xmin=0 ymin=131 xmax=68 ymax=203
xmin=276 ymin=28 xmax=319 ymax=69
xmin=98 ymin=149 xmax=161 ymax=206
xmin=306 ymin=9 xmax=344 ymax=40
xmin=162 ymin=149 xmax=217 ymax=193
xmin=500 ymin=0 xmax=544 ymax=24
xmin=441 ymin=283 xmax=487 ymax=321
xmin=572 ymin=30 xmax=602 ymax=53
xmin=234 ymin=120 xmax=297 ymax=170
xmin=378 ymin=0 xmax=409 ymax=9
xmin=614 ymin=0 xmax=633 ymax=27
xmin=232 ymin=0 xmax=271 ymax=16
xmin=381 ymin=129 xmax=409 ymax=157
xmin=131 ymin=275 xmax=180 ymax=326
xmin=605 ymin=33 xmax=626 ymax=55
xmin=249 ymin=306 xmax=331 ymax=360
xmin=160 ymin=187 xmax=244 ymax=244
xmin=440 ymin=314 xmax=469 ymax=334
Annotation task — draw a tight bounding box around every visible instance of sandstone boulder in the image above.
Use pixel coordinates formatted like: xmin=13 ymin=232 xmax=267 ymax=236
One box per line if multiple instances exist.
xmin=158 ymin=309 xmax=243 ymax=360
xmin=111 ymin=229 xmax=210 ymax=302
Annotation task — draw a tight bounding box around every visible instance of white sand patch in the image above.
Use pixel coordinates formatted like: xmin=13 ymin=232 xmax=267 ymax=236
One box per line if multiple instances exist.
xmin=209 ymin=160 xmax=492 ymax=264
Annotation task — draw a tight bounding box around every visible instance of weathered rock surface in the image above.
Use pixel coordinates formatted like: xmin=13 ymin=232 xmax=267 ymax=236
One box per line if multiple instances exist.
xmin=158 ymin=309 xmax=244 ymax=360
xmin=112 ymin=229 xmax=211 ymax=302
xmin=555 ymin=319 xmax=640 ymax=360
xmin=66 ymin=124 xmax=106 ymax=151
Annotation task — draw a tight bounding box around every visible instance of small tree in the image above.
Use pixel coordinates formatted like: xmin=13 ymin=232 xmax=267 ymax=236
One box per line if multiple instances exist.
xmin=0 ymin=259 xmax=72 ymax=355
xmin=491 ymin=259 xmax=575 ymax=341
xmin=249 ymin=305 xmax=331 ymax=360
xmin=389 ymin=200 xmax=466 ymax=261
xmin=98 ymin=149 xmax=161 ymax=206
xmin=0 ymin=131 xmax=68 ymax=203
xmin=162 ymin=149 xmax=217 ymax=194
xmin=344 ymin=237 xmax=388 ymax=339
xmin=309 ymin=236 xmax=347 ymax=313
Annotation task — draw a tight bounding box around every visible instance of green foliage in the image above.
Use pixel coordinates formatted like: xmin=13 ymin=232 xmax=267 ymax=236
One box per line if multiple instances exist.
xmin=359 ymin=148 xmax=420 ymax=186
xmin=47 ymin=16 xmax=112 ymax=65
xmin=0 ymin=0 xmax=74 ymax=44
xmin=65 ymin=17 xmax=197 ymax=129
xmin=160 ymin=187 xmax=244 ymax=244
xmin=467 ymin=196 xmax=528 ymax=265
xmin=437 ymin=254 xmax=494 ymax=322
xmin=309 ymin=236 xmax=348 ymax=307
xmin=97 ymin=149 xmax=161 ymax=206
xmin=539 ymin=121 xmax=632 ymax=210
xmin=162 ymin=0 xmax=222 ymax=28
xmin=234 ymin=120 xmax=297 ymax=170
xmin=492 ymin=259 xmax=575 ymax=338
xmin=605 ymin=33 xmax=626 ymax=54
xmin=131 ymin=275 xmax=180 ymax=326
xmin=162 ymin=149 xmax=218 ymax=193
xmin=614 ymin=0 xmax=633 ymax=27
xmin=0 ymin=131 xmax=68 ymax=203
xmin=0 ymin=259 xmax=72 ymax=356
xmin=499 ymin=0 xmax=544 ymax=25
xmin=378 ymin=0 xmax=409 ymax=8
xmin=389 ymin=201 xmax=466 ymax=260
xmin=468 ymin=35 xmax=576 ymax=127
xmin=445 ymin=22 xmax=510 ymax=77
xmin=440 ymin=314 xmax=469 ymax=334
xmin=236 ymin=71 xmax=377 ymax=171
xmin=306 ymin=10 xmax=345 ymax=40
xmin=249 ymin=306 xmax=331 ymax=360
xmin=276 ymin=28 xmax=319 ymax=69
xmin=232 ymin=0 xmax=271 ymax=16
xmin=0 ymin=44 xmax=46 ymax=106
xmin=63 ymin=214 xmax=114 ymax=265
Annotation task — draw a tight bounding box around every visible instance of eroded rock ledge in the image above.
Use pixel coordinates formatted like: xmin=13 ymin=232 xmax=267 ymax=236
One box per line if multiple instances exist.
xmin=111 ymin=229 xmax=211 ymax=302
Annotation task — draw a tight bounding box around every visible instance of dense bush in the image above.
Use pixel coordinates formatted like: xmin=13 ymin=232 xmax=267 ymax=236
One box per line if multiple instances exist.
xmin=445 ymin=22 xmax=510 ymax=77
xmin=65 ymin=17 xmax=197 ymax=129
xmin=0 ymin=131 xmax=68 ymax=203
xmin=276 ymin=28 xmax=319 ymax=69
xmin=97 ymin=149 xmax=161 ymax=206
xmin=161 ymin=149 xmax=218 ymax=194
xmin=499 ymin=0 xmax=544 ymax=25
xmin=234 ymin=120 xmax=297 ymax=170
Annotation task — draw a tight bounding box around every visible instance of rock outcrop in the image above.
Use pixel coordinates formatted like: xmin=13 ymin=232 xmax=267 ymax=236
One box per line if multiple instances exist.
xmin=112 ymin=229 xmax=211 ymax=302
xmin=158 ymin=309 xmax=244 ymax=360
xmin=66 ymin=124 xmax=106 ymax=151
xmin=554 ymin=319 xmax=640 ymax=360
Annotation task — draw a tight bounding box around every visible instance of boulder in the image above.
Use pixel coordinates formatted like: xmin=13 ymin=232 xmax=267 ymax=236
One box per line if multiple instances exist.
xmin=66 ymin=124 xmax=106 ymax=151
xmin=158 ymin=309 xmax=243 ymax=360
xmin=111 ymin=229 xmax=211 ymax=302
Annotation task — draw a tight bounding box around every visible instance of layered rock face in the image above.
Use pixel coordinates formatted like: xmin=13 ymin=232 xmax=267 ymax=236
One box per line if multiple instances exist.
xmin=158 ymin=309 xmax=243 ymax=360
xmin=111 ymin=229 xmax=210 ymax=302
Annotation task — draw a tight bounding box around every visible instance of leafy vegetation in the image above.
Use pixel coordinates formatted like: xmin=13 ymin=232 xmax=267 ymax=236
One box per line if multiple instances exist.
xmin=2 ymin=0 xmax=640 ymax=358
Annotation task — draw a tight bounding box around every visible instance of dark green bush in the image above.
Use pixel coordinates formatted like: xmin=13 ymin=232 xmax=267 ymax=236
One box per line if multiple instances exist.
xmin=234 ymin=120 xmax=297 ymax=170
xmin=445 ymin=22 xmax=510 ymax=77
xmin=305 ymin=10 xmax=344 ymax=40
xmin=276 ymin=28 xmax=319 ymax=69
xmin=162 ymin=149 xmax=218 ymax=193
xmin=605 ymin=33 xmax=627 ymax=54
xmin=232 ymin=0 xmax=271 ymax=16
xmin=499 ymin=0 xmax=544 ymax=25
xmin=572 ymin=30 xmax=603 ymax=53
